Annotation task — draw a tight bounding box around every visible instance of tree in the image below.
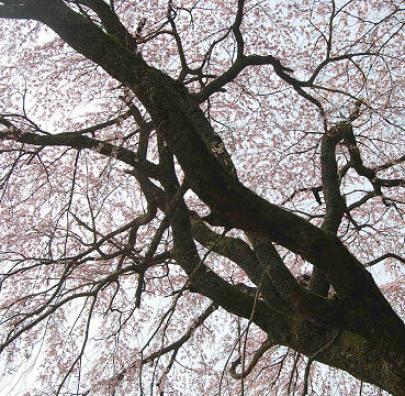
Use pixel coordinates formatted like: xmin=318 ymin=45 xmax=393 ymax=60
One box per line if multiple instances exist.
xmin=0 ymin=0 xmax=404 ymax=394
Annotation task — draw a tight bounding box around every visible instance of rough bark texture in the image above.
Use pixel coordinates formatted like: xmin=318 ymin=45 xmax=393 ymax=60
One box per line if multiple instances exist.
xmin=0 ymin=1 xmax=404 ymax=395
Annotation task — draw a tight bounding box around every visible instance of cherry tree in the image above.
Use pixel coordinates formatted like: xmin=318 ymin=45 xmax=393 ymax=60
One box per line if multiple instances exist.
xmin=0 ymin=0 xmax=404 ymax=395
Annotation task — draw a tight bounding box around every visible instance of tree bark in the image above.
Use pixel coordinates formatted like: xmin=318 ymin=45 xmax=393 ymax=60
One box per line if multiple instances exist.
xmin=0 ymin=1 xmax=404 ymax=394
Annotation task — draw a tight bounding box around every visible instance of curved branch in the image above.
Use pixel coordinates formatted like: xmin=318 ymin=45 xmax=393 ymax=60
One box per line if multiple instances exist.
xmin=142 ymin=303 xmax=217 ymax=365
xmin=228 ymin=338 xmax=273 ymax=380
xmin=0 ymin=118 xmax=162 ymax=180
xmin=1 ymin=0 xmax=404 ymax=369
xmin=365 ymin=253 xmax=405 ymax=268
xmin=250 ymin=236 xmax=342 ymax=328
xmin=196 ymin=53 xmax=297 ymax=103
xmin=309 ymin=122 xmax=348 ymax=295
xmin=190 ymin=212 xmax=290 ymax=314
xmin=342 ymin=123 xmax=404 ymax=195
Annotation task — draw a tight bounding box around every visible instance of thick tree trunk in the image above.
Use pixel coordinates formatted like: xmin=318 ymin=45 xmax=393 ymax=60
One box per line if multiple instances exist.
xmin=0 ymin=2 xmax=404 ymax=394
xmin=283 ymin=323 xmax=405 ymax=396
